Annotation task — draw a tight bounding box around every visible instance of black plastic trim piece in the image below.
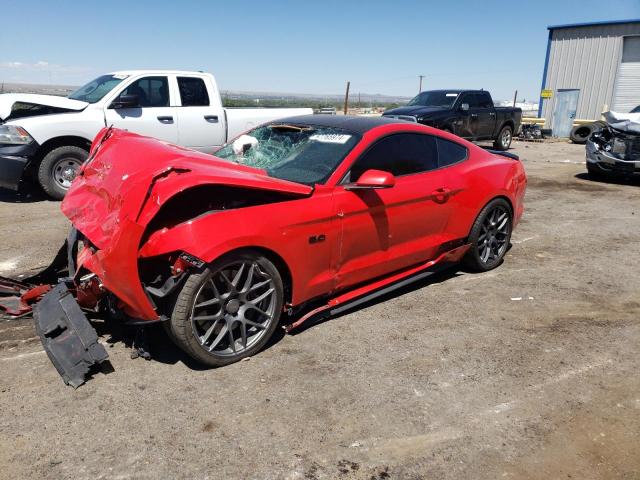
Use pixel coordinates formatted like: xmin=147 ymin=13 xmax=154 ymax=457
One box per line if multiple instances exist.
xmin=33 ymin=283 xmax=109 ymax=388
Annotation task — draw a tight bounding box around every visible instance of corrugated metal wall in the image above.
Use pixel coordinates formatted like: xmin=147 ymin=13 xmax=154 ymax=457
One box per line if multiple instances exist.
xmin=540 ymin=23 xmax=640 ymax=127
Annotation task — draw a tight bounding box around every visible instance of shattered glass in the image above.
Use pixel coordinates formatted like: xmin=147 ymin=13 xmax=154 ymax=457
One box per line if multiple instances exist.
xmin=215 ymin=124 xmax=360 ymax=186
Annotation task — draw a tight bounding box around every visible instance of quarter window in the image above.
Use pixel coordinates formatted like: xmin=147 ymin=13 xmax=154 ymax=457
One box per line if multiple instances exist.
xmin=348 ymin=133 xmax=437 ymax=181
xmin=436 ymin=138 xmax=468 ymax=167
xmin=178 ymin=77 xmax=210 ymax=106
xmin=118 ymin=76 xmax=169 ymax=107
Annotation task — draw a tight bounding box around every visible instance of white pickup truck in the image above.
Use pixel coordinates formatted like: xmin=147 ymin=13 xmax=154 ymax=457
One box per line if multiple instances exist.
xmin=0 ymin=70 xmax=311 ymax=199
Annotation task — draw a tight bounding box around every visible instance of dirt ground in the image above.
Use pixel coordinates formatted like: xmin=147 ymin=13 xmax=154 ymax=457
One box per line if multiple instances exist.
xmin=0 ymin=140 xmax=639 ymax=480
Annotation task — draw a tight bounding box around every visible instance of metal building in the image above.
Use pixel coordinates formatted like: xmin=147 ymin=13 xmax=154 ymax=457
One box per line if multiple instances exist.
xmin=539 ymin=19 xmax=640 ymax=137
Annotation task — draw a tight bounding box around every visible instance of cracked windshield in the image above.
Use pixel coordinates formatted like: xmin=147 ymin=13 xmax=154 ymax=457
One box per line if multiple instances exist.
xmin=214 ymin=124 xmax=361 ymax=186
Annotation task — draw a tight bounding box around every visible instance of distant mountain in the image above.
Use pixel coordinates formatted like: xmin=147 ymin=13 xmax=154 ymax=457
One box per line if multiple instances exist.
xmin=221 ymin=90 xmax=411 ymax=104
xmin=0 ymin=82 xmax=75 ymax=96
xmin=0 ymin=82 xmax=412 ymax=105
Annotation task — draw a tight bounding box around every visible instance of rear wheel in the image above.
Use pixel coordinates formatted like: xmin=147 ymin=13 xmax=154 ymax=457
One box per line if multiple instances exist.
xmin=493 ymin=125 xmax=513 ymax=150
xmin=38 ymin=145 xmax=87 ymax=200
xmin=463 ymin=198 xmax=513 ymax=272
xmin=169 ymin=251 xmax=283 ymax=367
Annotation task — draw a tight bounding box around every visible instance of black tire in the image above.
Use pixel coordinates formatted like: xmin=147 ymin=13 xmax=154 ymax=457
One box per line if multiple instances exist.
xmin=38 ymin=145 xmax=88 ymax=200
xmin=169 ymin=250 xmax=283 ymax=367
xmin=463 ymin=198 xmax=513 ymax=272
xmin=493 ymin=125 xmax=513 ymax=150
xmin=570 ymin=124 xmax=594 ymax=144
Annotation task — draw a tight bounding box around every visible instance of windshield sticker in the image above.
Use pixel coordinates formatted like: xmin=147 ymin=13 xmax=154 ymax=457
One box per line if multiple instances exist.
xmin=446 ymin=93 xmax=458 ymax=97
xmin=309 ymin=134 xmax=352 ymax=144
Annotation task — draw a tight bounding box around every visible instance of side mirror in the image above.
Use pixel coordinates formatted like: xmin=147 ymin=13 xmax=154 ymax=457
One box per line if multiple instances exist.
xmin=460 ymin=103 xmax=470 ymax=112
xmin=111 ymin=94 xmax=139 ymax=109
xmin=345 ymin=169 xmax=396 ymax=190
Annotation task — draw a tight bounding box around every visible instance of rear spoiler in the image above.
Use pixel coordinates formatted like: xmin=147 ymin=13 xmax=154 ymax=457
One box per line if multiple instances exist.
xmin=486 ymin=149 xmax=519 ymax=160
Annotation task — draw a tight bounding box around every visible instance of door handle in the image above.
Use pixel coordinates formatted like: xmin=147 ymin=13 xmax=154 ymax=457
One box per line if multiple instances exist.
xmin=157 ymin=116 xmax=174 ymax=123
xmin=489 ymin=112 xmax=496 ymax=117
xmin=470 ymin=113 xmax=478 ymax=119
xmin=431 ymin=187 xmax=452 ymax=203
xmin=204 ymin=115 xmax=219 ymax=123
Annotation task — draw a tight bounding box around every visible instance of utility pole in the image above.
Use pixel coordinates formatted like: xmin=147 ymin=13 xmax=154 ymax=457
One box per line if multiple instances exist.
xmin=343 ymin=81 xmax=350 ymax=115
xmin=513 ymin=90 xmax=518 ymax=107
xmin=418 ymin=75 xmax=425 ymax=93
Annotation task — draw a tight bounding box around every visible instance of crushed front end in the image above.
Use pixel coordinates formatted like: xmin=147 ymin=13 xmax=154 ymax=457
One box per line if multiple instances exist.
xmin=33 ymin=127 xmax=310 ymax=386
xmin=586 ymin=113 xmax=640 ymax=176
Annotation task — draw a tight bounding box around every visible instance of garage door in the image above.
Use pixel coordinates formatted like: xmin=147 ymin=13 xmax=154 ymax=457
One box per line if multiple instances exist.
xmin=612 ymin=36 xmax=640 ymax=113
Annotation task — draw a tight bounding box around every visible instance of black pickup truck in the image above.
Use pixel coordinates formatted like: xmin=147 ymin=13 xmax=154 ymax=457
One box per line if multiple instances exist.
xmin=383 ymin=90 xmax=522 ymax=150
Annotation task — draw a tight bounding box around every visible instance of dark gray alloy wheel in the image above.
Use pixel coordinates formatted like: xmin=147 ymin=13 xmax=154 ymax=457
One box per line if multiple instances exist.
xmin=169 ymin=252 xmax=283 ymax=367
xmin=464 ymin=198 xmax=513 ymax=272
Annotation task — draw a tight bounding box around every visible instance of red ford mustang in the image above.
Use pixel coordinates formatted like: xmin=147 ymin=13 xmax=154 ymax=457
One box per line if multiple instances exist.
xmin=38 ymin=115 xmax=526 ymax=382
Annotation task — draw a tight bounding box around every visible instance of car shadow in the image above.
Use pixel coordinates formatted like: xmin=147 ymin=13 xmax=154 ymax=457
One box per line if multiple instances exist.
xmin=575 ymin=172 xmax=640 ymax=187
xmin=0 ymin=182 xmax=50 ymax=203
xmin=90 ymin=254 xmax=499 ymax=371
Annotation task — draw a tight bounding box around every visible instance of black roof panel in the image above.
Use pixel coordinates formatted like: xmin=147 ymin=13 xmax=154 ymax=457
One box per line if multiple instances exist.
xmin=268 ymin=114 xmax=411 ymax=134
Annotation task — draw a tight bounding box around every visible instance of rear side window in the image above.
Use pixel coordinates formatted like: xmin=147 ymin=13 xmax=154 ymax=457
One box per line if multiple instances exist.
xmin=348 ymin=133 xmax=437 ymax=181
xmin=178 ymin=77 xmax=210 ymax=106
xmin=437 ymin=138 xmax=468 ymax=167
xmin=477 ymin=92 xmax=493 ymax=108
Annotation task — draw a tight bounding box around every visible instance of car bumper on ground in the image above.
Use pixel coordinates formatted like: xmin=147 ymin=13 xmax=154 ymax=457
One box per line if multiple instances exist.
xmin=0 ymin=142 xmax=39 ymax=190
xmin=586 ymin=140 xmax=640 ymax=175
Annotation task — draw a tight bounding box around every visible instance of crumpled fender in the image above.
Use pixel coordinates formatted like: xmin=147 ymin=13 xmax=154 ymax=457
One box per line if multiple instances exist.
xmin=61 ymin=128 xmax=313 ymax=320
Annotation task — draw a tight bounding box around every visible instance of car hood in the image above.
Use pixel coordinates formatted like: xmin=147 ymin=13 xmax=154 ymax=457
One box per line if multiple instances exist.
xmin=62 ymin=128 xmax=312 ymax=249
xmin=603 ymin=110 xmax=640 ymax=134
xmin=383 ymin=105 xmax=450 ymax=117
xmin=0 ymin=93 xmax=88 ymax=121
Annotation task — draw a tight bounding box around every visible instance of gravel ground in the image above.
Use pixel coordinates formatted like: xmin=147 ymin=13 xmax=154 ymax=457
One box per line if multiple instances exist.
xmin=0 ymin=140 xmax=639 ymax=480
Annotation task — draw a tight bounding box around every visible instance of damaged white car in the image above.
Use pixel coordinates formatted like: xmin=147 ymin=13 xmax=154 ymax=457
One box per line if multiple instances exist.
xmin=586 ymin=109 xmax=640 ymax=178
xmin=0 ymin=71 xmax=311 ymax=199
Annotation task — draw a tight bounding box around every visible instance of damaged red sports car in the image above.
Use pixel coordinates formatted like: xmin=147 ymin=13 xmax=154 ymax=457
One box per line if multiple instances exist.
xmin=36 ymin=115 xmax=526 ymax=384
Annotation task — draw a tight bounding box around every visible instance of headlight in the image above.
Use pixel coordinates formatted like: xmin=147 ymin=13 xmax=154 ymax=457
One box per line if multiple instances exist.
xmin=0 ymin=125 xmax=34 ymax=145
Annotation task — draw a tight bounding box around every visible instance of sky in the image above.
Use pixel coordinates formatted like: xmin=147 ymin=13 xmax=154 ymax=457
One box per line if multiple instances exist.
xmin=1 ymin=0 xmax=639 ymax=101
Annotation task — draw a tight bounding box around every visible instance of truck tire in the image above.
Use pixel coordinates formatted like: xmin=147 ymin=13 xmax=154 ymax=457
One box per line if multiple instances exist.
xmin=570 ymin=124 xmax=593 ymax=144
xmin=493 ymin=125 xmax=513 ymax=150
xmin=38 ymin=146 xmax=88 ymax=200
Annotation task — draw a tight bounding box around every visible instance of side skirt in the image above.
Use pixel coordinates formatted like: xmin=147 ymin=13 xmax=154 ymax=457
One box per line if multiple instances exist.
xmin=285 ymin=244 xmax=470 ymax=332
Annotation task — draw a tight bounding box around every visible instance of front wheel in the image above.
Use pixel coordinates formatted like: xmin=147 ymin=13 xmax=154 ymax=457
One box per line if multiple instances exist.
xmin=463 ymin=198 xmax=513 ymax=272
xmin=168 ymin=251 xmax=283 ymax=367
xmin=38 ymin=145 xmax=88 ymax=200
xmin=493 ymin=125 xmax=513 ymax=151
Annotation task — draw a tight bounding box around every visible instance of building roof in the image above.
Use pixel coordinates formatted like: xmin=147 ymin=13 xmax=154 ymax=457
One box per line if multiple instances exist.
xmin=548 ymin=19 xmax=640 ymax=31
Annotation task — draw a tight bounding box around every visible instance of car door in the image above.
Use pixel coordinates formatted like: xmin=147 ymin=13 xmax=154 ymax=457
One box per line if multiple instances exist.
xmin=175 ymin=75 xmax=226 ymax=153
xmin=475 ymin=92 xmax=496 ymax=139
xmin=333 ymin=133 xmax=454 ymax=290
xmin=456 ymin=93 xmax=478 ymax=138
xmin=104 ymin=75 xmax=179 ymax=144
